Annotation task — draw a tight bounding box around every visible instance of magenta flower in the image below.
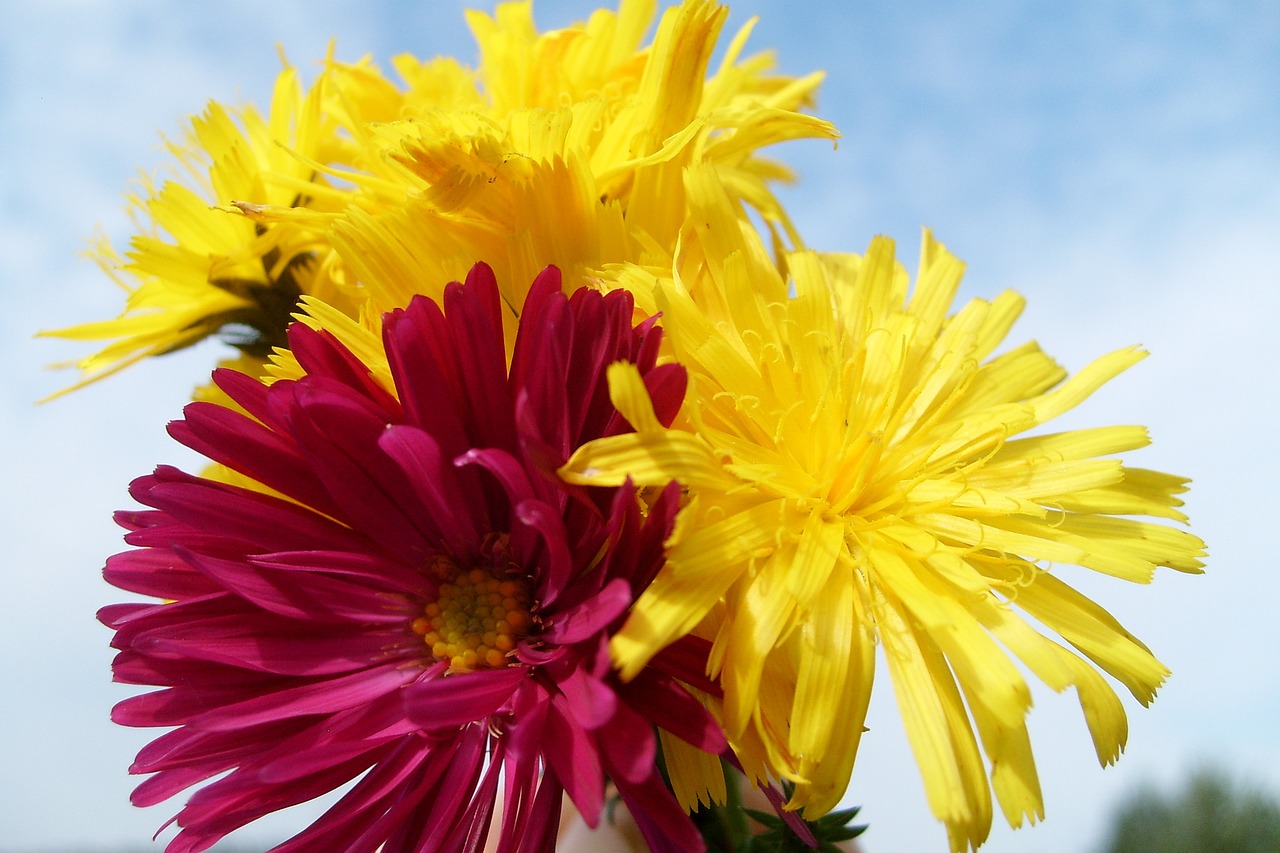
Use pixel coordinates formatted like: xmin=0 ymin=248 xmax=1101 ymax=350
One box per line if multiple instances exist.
xmin=100 ymin=264 xmax=726 ymax=853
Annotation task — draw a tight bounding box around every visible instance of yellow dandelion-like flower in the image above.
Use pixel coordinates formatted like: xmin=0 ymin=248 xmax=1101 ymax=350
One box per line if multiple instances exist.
xmin=43 ymin=2 xmax=833 ymax=399
xmin=561 ymin=167 xmax=1206 ymax=851
xmin=247 ymin=0 xmax=836 ymax=350
xmin=40 ymin=61 xmax=353 ymax=398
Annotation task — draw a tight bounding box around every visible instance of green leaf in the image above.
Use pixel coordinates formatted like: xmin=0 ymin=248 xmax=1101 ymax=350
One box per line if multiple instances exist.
xmin=742 ymin=796 xmax=867 ymax=852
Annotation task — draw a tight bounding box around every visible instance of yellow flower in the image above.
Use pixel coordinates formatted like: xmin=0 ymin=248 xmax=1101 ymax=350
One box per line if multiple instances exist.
xmin=40 ymin=64 xmax=354 ymax=399
xmin=561 ymin=167 xmax=1206 ymax=850
xmin=250 ymin=0 xmax=836 ymax=354
xmin=47 ymin=2 xmax=834 ymax=399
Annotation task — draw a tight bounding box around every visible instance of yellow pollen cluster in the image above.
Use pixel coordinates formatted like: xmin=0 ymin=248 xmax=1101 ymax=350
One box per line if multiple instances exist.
xmin=412 ymin=566 xmax=533 ymax=672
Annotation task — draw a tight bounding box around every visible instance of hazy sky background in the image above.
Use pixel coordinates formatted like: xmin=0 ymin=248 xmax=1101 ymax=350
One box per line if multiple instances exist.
xmin=2 ymin=1 xmax=1277 ymax=851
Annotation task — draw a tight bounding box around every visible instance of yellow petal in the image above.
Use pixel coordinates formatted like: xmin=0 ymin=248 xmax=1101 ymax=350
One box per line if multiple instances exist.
xmin=611 ymin=499 xmax=786 ymax=680
xmin=659 ymin=722 xmax=727 ymax=811
xmin=874 ymin=588 xmax=993 ymax=851
xmin=1012 ymin=571 xmax=1170 ymax=705
xmin=605 ymin=361 xmax=665 ymax=433
xmin=560 ymin=428 xmax=739 ymax=492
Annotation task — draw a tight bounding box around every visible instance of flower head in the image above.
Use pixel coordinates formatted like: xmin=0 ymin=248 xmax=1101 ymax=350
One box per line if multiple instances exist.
xmin=45 ymin=1 xmax=835 ymax=398
xmin=561 ymin=172 xmax=1207 ymax=850
xmin=286 ymin=0 xmax=834 ymax=319
xmin=101 ymin=264 xmax=727 ymax=853
xmin=40 ymin=66 xmax=351 ymax=398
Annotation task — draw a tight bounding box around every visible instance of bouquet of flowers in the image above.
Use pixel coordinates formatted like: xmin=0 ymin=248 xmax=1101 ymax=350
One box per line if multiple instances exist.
xmin=43 ymin=2 xmax=1205 ymax=851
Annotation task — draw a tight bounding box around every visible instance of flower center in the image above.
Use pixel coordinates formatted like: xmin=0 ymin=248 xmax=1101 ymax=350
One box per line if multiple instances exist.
xmin=412 ymin=551 xmax=533 ymax=673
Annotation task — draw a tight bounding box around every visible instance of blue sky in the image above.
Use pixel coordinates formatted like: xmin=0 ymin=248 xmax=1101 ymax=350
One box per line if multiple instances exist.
xmin=2 ymin=1 xmax=1277 ymax=851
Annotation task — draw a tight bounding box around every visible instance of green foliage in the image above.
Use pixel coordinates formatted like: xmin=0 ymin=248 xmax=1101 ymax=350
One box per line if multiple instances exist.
xmin=742 ymin=802 xmax=867 ymax=853
xmin=686 ymin=769 xmax=866 ymax=852
xmin=1098 ymin=767 xmax=1280 ymax=853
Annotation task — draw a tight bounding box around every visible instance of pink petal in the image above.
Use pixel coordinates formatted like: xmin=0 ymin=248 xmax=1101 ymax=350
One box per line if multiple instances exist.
xmin=285 ymin=382 xmax=434 ymax=562
xmin=551 ymin=664 xmax=618 ymax=731
xmin=446 ymin=744 xmax=503 ymax=853
xmin=612 ymin=770 xmax=707 ymax=853
xmin=509 ymin=279 xmax=574 ymax=458
xmin=276 ymin=756 xmax=439 ymax=853
xmin=648 ymin=633 xmax=721 ymax=697
xmin=543 ymin=578 xmax=632 ymax=645
xmin=618 ymin=669 xmax=727 ymax=754
xmin=138 ymin=468 xmax=370 ymax=554
xmin=179 ymin=547 xmax=410 ymax=624
xmin=441 ymin=271 xmax=517 ymax=452
xmin=104 ymin=593 xmax=239 ymax=645
xmin=542 ymin=694 xmax=604 ymax=826
xmin=132 ymin=719 xmax=296 ymax=776
xmin=494 ymin=695 xmax=550 ymax=848
xmin=110 ymin=649 xmax=282 ymax=690
xmin=456 ymin=447 xmax=539 ymax=506
xmin=511 ymin=772 xmax=563 ymax=853
xmin=249 ymin=548 xmax=424 ymax=595
xmin=513 ymin=499 xmax=573 ymax=606
xmin=266 ymin=742 xmax=436 ymax=853
xmin=172 ymin=401 xmax=341 ymax=519
xmin=405 ymin=666 xmax=527 ymax=730
xmin=507 ymin=266 xmax=566 ymax=406
xmin=104 ymin=549 xmax=219 ymax=599
xmin=254 ymin=703 xmax=419 ymax=784
xmin=171 ymin=749 xmax=391 ymax=853
xmin=113 ymin=683 xmax=282 ymax=728
xmin=643 ymin=362 xmax=688 ymax=429
xmin=597 ymin=698 xmax=657 ymax=785
xmin=396 ymin=725 xmax=490 ymax=852
xmin=187 ymin=664 xmax=415 ymax=731
xmin=209 ymin=367 xmax=281 ymax=430
xmin=383 ymin=295 xmax=474 ymax=461
xmin=136 ymin=617 xmax=404 ymax=676
xmin=377 ymin=425 xmax=485 ymax=557
xmin=287 ymin=324 xmax=402 ymax=418
xmin=132 ymin=764 xmax=230 ymax=809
